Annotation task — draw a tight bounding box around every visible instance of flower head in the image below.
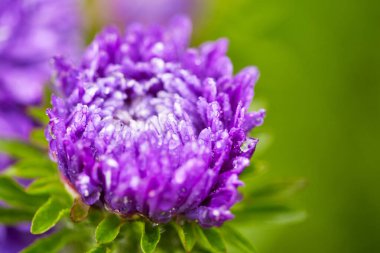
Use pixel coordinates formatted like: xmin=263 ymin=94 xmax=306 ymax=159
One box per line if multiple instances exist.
xmin=47 ymin=16 xmax=265 ymax=227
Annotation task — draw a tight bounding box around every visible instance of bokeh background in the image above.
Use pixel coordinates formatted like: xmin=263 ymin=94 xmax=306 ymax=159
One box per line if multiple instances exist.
xmin=1 ymin=0 xmax=379 ymax=252
xmin=194 ymin=0 xmax=380 ymax=252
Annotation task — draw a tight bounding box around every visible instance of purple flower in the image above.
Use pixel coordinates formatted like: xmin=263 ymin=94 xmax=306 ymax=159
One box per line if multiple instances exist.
xmin=0 ymin=224 xmax=36 ymax=253
xmin=47 ymin=16 xmax=265 ymax=227
xmin=0 ymin=0 xmax=81 ymax=165
xmin=0 ymin=0 xmax=82 ymax=106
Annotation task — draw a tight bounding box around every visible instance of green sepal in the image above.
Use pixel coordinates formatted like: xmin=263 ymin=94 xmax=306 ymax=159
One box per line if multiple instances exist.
xmin=71 ymin=198 xmax=90 ymax=223
xmin=140 ymin=222 xmax=161 ymax=253
xmin=172 ymin=221 xmax=196 ymax=252
xmin=95 ymin=214 xmax=123 ymax=244
xmin=21 ymin=228 xmax=74 ymax=253
xmin=31 ymin=196 xmax=72 ymax=234
xmin=195 ymin=226 xmax=226 ymax=253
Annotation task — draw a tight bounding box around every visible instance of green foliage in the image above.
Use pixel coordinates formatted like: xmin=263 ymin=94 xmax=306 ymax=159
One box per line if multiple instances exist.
xmin=0 ymin=175 xmax=46 ymax=209
xmin=4 ymin=158 xmax=55 ymax=179
xmin=195 ymin=226 xmax=226 ymax=253
xmin=173 ymin=222 xmax=196 ymax=252
xmin=220 ymin=225 xmax=257 ymax=253
xmin=31 ymin=197 xmax=71 ymax=234
xmin=27 ymin=176 xmax=66 ymax=195
xmin=29 ymin=128 xmax=48 ymax=147
xmin=251 ymin=179 xmax=307 ymax=202
xmin=0 ymin=139 xmax=43 ymax=159
xmin=95 ymin=214 xmax=123 ymax=244
xmin=0 ymin=207 xmax=35 ymax=224
xmin=141 ymin=222 xmax=161 ymax=253
xmin=27 ymin=107 xmax=49 ymax=125
xmin=87 ymin=245 xmax=111 ymax=253
xmin=21 ymin=229 xmax=74 ymax=253
xmin=26 ymin=86 xmax=51 ymax=125
xmin=234 ymin=178 xmax=307 ymax=226
xmin=234 ymin=204 xmax=307 ymax=225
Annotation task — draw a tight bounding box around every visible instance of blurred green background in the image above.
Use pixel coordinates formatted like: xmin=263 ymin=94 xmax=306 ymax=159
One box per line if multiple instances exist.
xmin=194 ymin=0 xmax=380 ymax=252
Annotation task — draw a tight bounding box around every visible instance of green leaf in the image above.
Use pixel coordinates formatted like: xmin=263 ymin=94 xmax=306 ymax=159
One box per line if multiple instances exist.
xmin=0 ymin=139 xmax=42 ymax=159
xmin=195 ymin=226 xmax=226 ymax=253
xmin=173 ymin=222 xmax=196 ymax=252
xmin=0 ymin=207 xmax=34 ymax=224
xmin=87 ymin=208 xmax=105 ymax=225
xmin=240 ymin=160 xmax=268 ymax=180
xmin=42 ymin=86 xmax=52 ymax=107
xmin=0 ymin=175 xmax=46 ymax=209
xmin=234 ymin=204 xmax=307 ymax=225
xmin=27 ymin=107 xmax=49 ymax=125
xmin=95 ymin=214 xmax=123 ymax=244
xmin=26 ymin=176 xmax=64 ymax=195
xmin=87 ymin=245 xmax=111 ymax=253
xmin=4 ymin=158 xmax=55 ymax=179
xmin=31 ymin=197 xmax=71 ymax=234
xmin=251 ymin=179 xmax=307 ymax=201
xmin=21 ymin=228 xmax=73 ymax=253
xmin=220 ymin=225 xmax=256 ymax=253
xmin=29 ymin=128 xmax=48 ymax=148
xmin=71 ymin=198 xmax=90 ymax=223
xmin=141 ymin=222 xmax=161 ymax=253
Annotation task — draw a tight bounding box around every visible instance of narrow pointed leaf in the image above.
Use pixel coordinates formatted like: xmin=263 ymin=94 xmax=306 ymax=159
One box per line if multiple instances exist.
xmin=0 ymin=175 xmax=46 ymax=208
xmin=27 ymin=107 xmax=49 ymax=125
xmin=27 ymin=176 xmax=64 ymax=195
xmin=21 ymin=228 xmax=73 ymax=253
xmin=234 ymin=204 xmax=307 ymax=224
xmin=29 ymin=128 xmax=48 ymax=148
xmin=0 ymin=139 xmax=42 ymax=159
xmin=0 ymin=207 xmax=34 ymax=224
xmin=240 ymin=160 xmax=268 ymax=180
xmin=173 ymin=222 xmax=196 ymax=252
xmin=251 ymin=179 xmax=307 ymax=201
xmin=95 ymin=214 xmax=123 ymax=244
xmin=5 ymin=158 xmax=55 ymax=179
xmin=195 ymin=226 xmax=226 ymax=253
xmin=141 ymin=222 xmax=161 ymax=253
xmin=221 ymin=225 xmax=256 ymax=253
xmin=31 ymin=197 xmax=71 ymax=234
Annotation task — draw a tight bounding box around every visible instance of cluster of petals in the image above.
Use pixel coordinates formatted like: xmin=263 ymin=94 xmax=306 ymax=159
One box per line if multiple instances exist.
xmin=47 ymin=16 xmax=265 ymax=227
